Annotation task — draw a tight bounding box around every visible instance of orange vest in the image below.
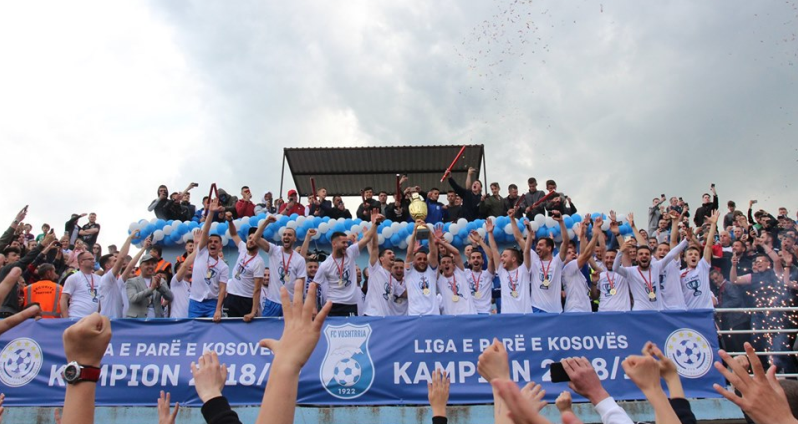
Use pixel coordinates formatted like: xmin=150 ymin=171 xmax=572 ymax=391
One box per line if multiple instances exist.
xmin=24 ymin=280 xmax=62 ymax=319
xmin=135 ymin=259 xmax=172 ymax=276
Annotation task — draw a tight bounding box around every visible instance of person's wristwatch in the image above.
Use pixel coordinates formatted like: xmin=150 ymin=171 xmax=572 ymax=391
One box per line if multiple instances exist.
xmin=62 ymin=361 xmax=101 ymax=384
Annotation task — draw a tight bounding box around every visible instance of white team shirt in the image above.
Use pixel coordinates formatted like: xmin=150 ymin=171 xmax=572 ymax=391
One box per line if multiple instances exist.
xmin=63 ymin=271 xmax=100 ymax=318
xmin=190 ymin=248 xmax=229 ymax=302
xmin=385 ymin=276 xmax=408 ymax=316
xmin=562 ymin=261 xmax=591 ymax=313
xmin=169 ymin=275 xmax=190 ymax=318
xmin=595 ymin=266 xmax=631 ymax=312
xmin=315 ymin=244 xmax=360 ymax=305
xmin=437 ymin=268 xmax=477 ymax=315
xmin=466 ymin=268 xmax=494 ymax=314
xmin=659 ymin=260 xmax=687 ymax=310
xmin=529 ymin=251 xmax=564 ymax=313
xmin=119 ymin=276 xmax=130 ymax=318
xmin=497 ymin=263 xmax=531 ymax=314
xmin=266 ymin=243 xmax=307 ymax=301
xmin=614 ymin=240 xmax=687 ymax=311
xmin=226 ymin=241 xmax=266 ymax=299
xmin=363 ymin=263 xmax=407 ymax=316
xmin=405 ymin=265 xmax=440 ymax=316
xmin=680 ymin=258 xmax=713 ymax=309
xmin=99 ymin=271 xmax=124 ymax=318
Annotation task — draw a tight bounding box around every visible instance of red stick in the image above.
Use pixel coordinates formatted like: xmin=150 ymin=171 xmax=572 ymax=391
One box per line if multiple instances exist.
xmin=440 ymin=145 xmax=468 ymax=182
xmin=395 ymin=174 xmax=402 ymax=199
xmin=203 ymin=183 xmax=219 ymax=219
xmin=310 ymin=177 xmax=317 ymax=202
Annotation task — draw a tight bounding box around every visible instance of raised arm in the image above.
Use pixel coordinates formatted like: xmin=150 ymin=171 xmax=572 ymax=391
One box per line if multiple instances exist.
xmin=703 ymin=211 xmax=719 ymax=263
xmin=464 ymin=167 xmax=475 ymax=191
xmin=613 ymin=240 xmax=635 ymax=277
xmin=552 ymin=211 xmax=568 ymax=261
xmin=357 ymin=212 xmax=383 ymax=250
xmin=175 ymin=237 xmax=199 ymax=282
xmin=225 ymin=212 xmax=243 ymax=246
xmin=470 ymin=231 xmax=495 ymax=274
xmin=301 ymin=228 xmax=316 ymax=259
xmin=577 ymin=224 xmax=599 ymax=268
xmin=111 ymin=231 xmax=139 ymax=278
xmin=437 ymin=236 xmax=464 ymax=271
xmin=661 ymin=238 xmax=688 ymax=266
xmin=428 ymin=227 xmax=439 ymax=269
xmin=625 ymin=212 xmax=645 ymax=247
xmin=121 ymin=237 xmax=151 ymax=282
xmin=486 ymin=219 xmax=502 ymax=268
xmin=368 ymin=225 xmax=379 ymax=267
xmin=756 ymin=234 xmax=783 ymax=275
xmin=508 ymin=209 xmax=525 ymax=247
xmin=199 ymin=198 xmax=222 ymax=251
xmin=255 ymin=215 xmax=277 ymax=253
xmin=729 ymin=254 xmax=751 ymax=285
xmin=669 ymin=211 xmax=680 ymax=249
xmin=406 ymin=222 xmax=419 ymax=269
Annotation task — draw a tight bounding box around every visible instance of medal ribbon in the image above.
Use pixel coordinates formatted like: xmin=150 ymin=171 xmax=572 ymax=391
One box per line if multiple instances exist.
xmin=448 ymin=274 xmax=458 ymax=295
xmin=542 ymin=259 xmax=553 ymax=281
xmin=606 ymin=271 xmax=616 ymax=291
xmin=471 ymin=270 xmax=482 ymax=293
xmin=334 ymin=254 xmax=346 ymax=282
xmin=83 ymin=272 xmax=95 ymax=298
xmin=508 ymin=269 xmax=519 ymax=292
xmin=281 ymin=249 xmax=294 ymax=282
xmin=638 ymin=268 xmax=654 ymax=296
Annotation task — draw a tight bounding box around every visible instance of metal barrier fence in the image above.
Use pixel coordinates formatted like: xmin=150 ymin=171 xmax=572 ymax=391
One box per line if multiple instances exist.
xmin=714 ymin=306 xmax=798 ymax=377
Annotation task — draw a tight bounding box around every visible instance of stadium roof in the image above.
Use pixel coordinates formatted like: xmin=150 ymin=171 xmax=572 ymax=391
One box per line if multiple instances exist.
xmin=281 ymin=145 xmax=486 ymax=197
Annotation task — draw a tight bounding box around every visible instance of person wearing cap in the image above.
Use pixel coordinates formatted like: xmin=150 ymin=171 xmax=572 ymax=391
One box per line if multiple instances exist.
xmin=254 ymin=191 xmax=276 ymax=215
xmin=278 ymin=190 xmax=305 ymax=216
xmin=125 ymin=253 xmax=174 ymax=318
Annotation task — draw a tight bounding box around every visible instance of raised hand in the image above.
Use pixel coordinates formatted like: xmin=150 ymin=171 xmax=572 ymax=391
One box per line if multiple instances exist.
xmin=433 ymin=223 xmax=444 ymax=241
xmin=521 ymin=381 xmax=548 ymax=412
xmin=191 ymin=351 xmax=228 ymax=403
xmin=626 ymin=212 xmax=635 ymax=227
xmin=621 ymin=355 xmax=662 ymax=392
xmin=609 ymin=210 xmax=617 ymax=222
xmin=707 ymin=210 xmax=720 ymax=225
xmin=477 ymin=339 xmax=510 ymax=381
xmin=551 ymin=210 xmax=562 ymax=222
xmin=555 ymin=390 xmax=572 ymax=413
xmin=562 ymin=357 xmax=609 ymax=405
xmin=427 ymin=369 xmax=450 ymax=418
xmin=491 ymin=379 xmax=554 ymax=424
xmin=486 ymin=218 xmax=495 ymax=233
xmin=307 ymin=228 xmax=318 ymax=238
xmin=642 ymin=342 xmax=678 ymax=381
xmin=63 ymin=313 xmax=112 ymax=367
xmin=157 ymin=391 xmax=180 ymax=424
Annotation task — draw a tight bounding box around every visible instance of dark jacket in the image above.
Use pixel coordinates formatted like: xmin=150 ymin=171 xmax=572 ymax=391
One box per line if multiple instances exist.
xmin=694 ymin=195 xmax=719 ymax=227
xmin=448 ymin=177 xmax=481 ymax=221
xmin=201 ymin=396 xmax=242 ymax=424
xmin=356 ymin=199 xmax=381 ymax=221
xmin=0 ymin=244 xmax=43 ymax=315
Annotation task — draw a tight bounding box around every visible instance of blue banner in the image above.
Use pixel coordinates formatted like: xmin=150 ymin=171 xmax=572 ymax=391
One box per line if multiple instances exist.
xmin=0 ymin=311 xmax=722 ymax=406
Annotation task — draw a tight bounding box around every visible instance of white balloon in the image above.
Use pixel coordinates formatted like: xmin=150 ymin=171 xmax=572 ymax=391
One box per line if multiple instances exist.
xmin=150 ymin=217 xmax=159 ymax=224
xmin=567 ymin=229 xmax=575 ymax=240
xmin=211 ymin=222 xmax=219 ymax=231
xmin=406 ymin=235 xmax=414 ymax=245
xmin=128 ymin=222 xmax=139 ymax=232
xmin=444 ymin=233 xmax=454 ymax=243
xmin=553 ymin=233 xmax=563 ymax=243
xmin=319 ymin=223 xmax=330 ymax=233
xmin=163 ymin=225 xmax=173 ymax=236
xmin=523 ymin=228 xmax=530 ymax=238
xmin=286 ymin=221 xmax=297 ymax=229
xmin=601 ymin=220 xmax=610 ymax=231
xmin=477 ymin=228 xmax=486 ymax=238
xmin=391 ymin=222 xmax=400 ymax=230
xmin=534 ymin=214 xmax=546 ymax=227
xmin=449 ymin=224 xmax=459 ymax=234
xmin=571 ymin=222 xmax=580 ymax=234
xmin=175 ymin=235 xmax=184 ymax=244
xmin=562 ymin=214 xmax=570 ymax=221
xmin=399 ymin=221 xmax=409 ymax=229
xmin=398 ymin=241 xmax=408 ymax=249
xmin=504 ymin=223 xmax=514 ymax=235
xmin=312 ymin=230 xmax=322 ymax=240
xmin=272 ymin=232 xmax=281 ymax=242
xmin=378 ymin=234 xmax=385 ymax=245
xmin=173 ymin=220 xmax=183 ymax=227
xmin=351 ymin=225 xmax=361 ymax=234
xmin=529 ymin=221 xmax=539 ymax=231
xmin=296 ymin=216 xmax=306 ymax=226
xmin=153 ymin=230 xmax=164 ymax=241
xmin=221 ymin=235 xmax=229 ymax=246
xmin=183 ymin=233 xmax=192 ymax=243
xmin=457 ymin=218 xmax=467 ymax=227
xmin=382 ymin=227 xmax=393 ymax=238
xmin=545 ymin=217 xmax=556 ymax=228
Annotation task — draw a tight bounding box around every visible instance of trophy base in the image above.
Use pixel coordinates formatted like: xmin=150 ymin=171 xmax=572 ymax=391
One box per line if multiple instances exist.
xmin=416 ymin=226 xmax=430 ymax=240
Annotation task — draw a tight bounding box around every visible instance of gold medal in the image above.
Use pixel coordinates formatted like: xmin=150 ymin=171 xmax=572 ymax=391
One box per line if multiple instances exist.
xmin=337 ymin=279 xmax=343 ymax=287
xmin=206 ymin=270 xmax=213 ymax=279
xmin=283 ymin=275 xmax=290 ymax=284
xmin=511 ymin=290 xmax=519 ymax=298
xmin=648 ymin=291 xmax=656 ymax=300
xmin=452 ymin=294 xmax=460 ymax=302
xmin=475 ymin=292 xmax=482 ymax=299
xmin=542 ymin=278 xmax=550 ymax=287
xmin=423 ymin=288 xmax=430 ymax=296
xmin=609 ymin=288 xmax=617 ymax=296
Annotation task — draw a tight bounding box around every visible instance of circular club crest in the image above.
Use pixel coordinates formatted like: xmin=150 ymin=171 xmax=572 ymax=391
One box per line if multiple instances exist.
xmin=0 ymin=337 xmax=44 ymax=387
xmin=665 ymin=329 xmax=713 ymax=378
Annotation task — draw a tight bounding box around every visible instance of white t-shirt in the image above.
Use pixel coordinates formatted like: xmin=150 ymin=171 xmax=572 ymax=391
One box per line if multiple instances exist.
xmin=595 ymin=266 xmax=631 ymax=312
xmin=315 ymin=244 xmax=360 ymax=305
xmin=169 ymin=275 xmax=190 ymax=318
xmin=680 ymin=258 xmax=713 ymax=309
xmin=385 ymin=276 xmax=408 ymax=316
xmin=119 ymin=276 xmax=130 ymax=318
xmin=562 ymin=261 xmax=591 ymax=313
xmin=227 ymin=241 xmax=266 ymax=299
xmin=465 ymin=268 xmax=494 ymax=314
xmin=99 ymin=272 xmax=124 ymax=319
xmin=614 ymin=240 xmax=687 ymax=311
xmin=405 ymin=265 xmax=440 ymax=316
xmin=437 ymin=268 xmax=477 ymax=315
xmin=266 ymin=243 xmax=307 ymax=301
xmin=363 ymin=263 xmax=396 ymax=317
xmin=190 ymin=248 xmax=229 ymax=302
xmin=63 ymin=271 xmax=100 ymax=318
xmin=659 ymin=260 xmax=687 ymax=310
xmin=497 ymin=263 xmax=531 ymax=314
xmin=529 ymin=251 xmax=564 ymax=313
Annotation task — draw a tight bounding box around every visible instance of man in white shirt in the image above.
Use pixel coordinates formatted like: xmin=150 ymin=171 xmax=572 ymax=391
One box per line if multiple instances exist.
xmin=363 ymin=232 xmax=405 ymax=316
xmin=170 ymin=242 xmax=196 ymax=318
xmin=520 ymin=210 xmax=568 ymax=313
xmin=436 ymin=238 xmax=477 ymax=315
xmin=224 ymin=213 xmax=266 ymax=321
xmin=188 ymin=198 xmax=230 ymax=321
xmin=256 ymin=215 xmax=307 ymax=316
xmin=61 ymin=250 xmax=101 ymax=318
xmin=487 ymin=214 xmax=534 ymax=314
xmin=593 ymin=249 xmax=631 ymax=312
xmin=562 ymin=225 xmax=598 ymax=313
xmin=466 ymin=231 xmax=494 ymax=314
xmin=681 ymin=210 xmax=718 ymax=309
xmin=98 ymin=231 xmax=138 ymax=318
xmin=386 ymin=258 xmax=409 ymax=316
xmin=315 ymin=212 xmax=381 ymax=316
xmin=405 ymin=219 xmax=441 ymax=316
xmin=614 ymin=238 xmax=688 ymax=311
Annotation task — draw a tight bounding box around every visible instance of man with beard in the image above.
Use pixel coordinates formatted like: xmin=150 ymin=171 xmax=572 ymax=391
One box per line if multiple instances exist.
xmin=516 ymin=209 xmax=568 ymax=313
xmin=314 ymin=212 xmax=381 ymax=316
xmin=363 ymin=233 xmax=406 ymax=316
xmin=387 ymin=259 xmax=409 ymax=316
xmin=188 ymin=198 xmax=230 ymax=321
xmin=405 ymin=219 xmax=441 ymax=316
xmin=518 ymin=177 xmax=546 ymax=219
xmin=711 ymin=268 xmax=750 ymax=354
xmin=592 ymin=249 xmax=630 ymax=312
xmin=224 ymin=212 xmax=266 ymax=321
xmin=125 ymin=255 xmax=174 ymax=318
xmin=614 ymin=234 xmax=688 ymax=311
xmin=98 ymin=231 xmax=139 ymax=318
xmin=255 ymin=215 xmax=306 ymax=316
xmin=435 ymin=236 xmax=477 ymax=315
xmin=466 ymin=231 xmax=494 ymax=314
xmin=637 ymin=211 xmax=687 ymax=310
xmin=731 ymin=238 xmax=794 ymax=373
xmin=487 ymin=214 xmax=534 ymax=314
xmin=680 ymin=211 xmax=719 ymax=309
xmin=561 ymin=223 xmax=599 ymax=313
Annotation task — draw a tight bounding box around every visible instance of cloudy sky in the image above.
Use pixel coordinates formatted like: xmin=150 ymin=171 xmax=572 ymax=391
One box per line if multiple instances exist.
xmin=1 ymin=0 xmax=796 ymax=247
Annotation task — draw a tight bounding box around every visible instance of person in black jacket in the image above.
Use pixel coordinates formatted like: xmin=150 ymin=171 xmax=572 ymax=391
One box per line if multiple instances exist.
xmin=0 ymin=231 xmax=54 ymax=317
xmin=448 ymin=167 xmax=482 ymax=221
xmin=693 ymin=185 xmax=719 ymax=227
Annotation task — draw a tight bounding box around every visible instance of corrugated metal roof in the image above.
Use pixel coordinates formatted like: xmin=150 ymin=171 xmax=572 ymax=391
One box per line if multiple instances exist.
xmin=284 ymin=145 xmax=485 ymax=196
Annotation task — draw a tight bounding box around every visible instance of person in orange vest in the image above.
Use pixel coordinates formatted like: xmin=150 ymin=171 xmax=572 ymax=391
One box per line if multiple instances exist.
xmin=23 ymin=263 xmax=63 ymax=319
xmin=135 ymin=245 xmax=173 ymax=283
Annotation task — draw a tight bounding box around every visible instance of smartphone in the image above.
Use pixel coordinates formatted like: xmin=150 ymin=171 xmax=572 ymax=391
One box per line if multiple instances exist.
xmin=753 ymin=200 xmax=758 ymax=204
xmin=549 ymin=362 xmax=570 ymax=382
xmin=711 ymin=183 xmax=715 ymax=188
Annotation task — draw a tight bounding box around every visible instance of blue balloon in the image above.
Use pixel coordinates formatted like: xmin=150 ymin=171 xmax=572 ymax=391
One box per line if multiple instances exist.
xmin=591 ymin=212 xmax=601 ymax=219
xmin=390 ymin=234 xmax=401 ymax=245
xmin=458 ymin=228 xmax=468 ymax=239
xmin=240 ymin=223 xmax=251 ymax=234
xmin=278 ymin=215 xmax=289 ymax=225
xmin=572 ymin=214 xmax=582 ymax=223
xmin=353 ymin=218 xmax=362 ymax=225
xmin=264 ymin=229 xmax=274 ymax=240
xmin=564 ymin=216 xmax=574 ymax=229
xmin=344 ymin=218 xmax=353 ymax=228
xmin=536 ymin=227 xmax=548 ymax=238
xmin=249 ymin=216 xmax=260 ymax=226
xmin=164 ymin=238 xmax=175 ymax=247
xmin=297 ymin=228 xmax=308 ymax=239
xmin=289 ymin=213 xmax=298 ymax=220
xmin=493 ymin=227 xmax=503 ymax=237
xmin=155 ymin=219 xmax=166 ymax=229
xmin=217 ymin=223 xmax=228 ymax=234
xmin=453 ymin=236 xmax=463 ymax=247
xmin=444 ymin=222 xmax=451 ymax=232
xmin=144 ymin=224 xmax=155 ymax=234
xmin=322 ymin=217 xmax=330 ymax=223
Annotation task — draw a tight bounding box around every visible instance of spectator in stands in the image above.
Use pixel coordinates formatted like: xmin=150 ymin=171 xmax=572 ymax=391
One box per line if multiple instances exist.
xmin=278 ymin=190 xmax=305 ymax=216
xmin=448 ymin=167 xmax=481 ymax=221
xmin=23 ymin=263 xmax=63 ymax=318
xmin=542 ymin=180 xmax=577 ymax=216
xmin=724 ymin=200 xmax=737 ymax=230
xmin=329 ymin=196 xmax=352 ymax=219
xmin=308 ymin=188 xmax=334 ymax=217
xmin=236 ymin=186 xmax=256 ymax=218
xmin=139 ymin=245 xmax=173 ymax=283
xmin=648 ymin=194 xmax=668 ymax=234
xmin=126 ymin=256 xmax=174 ymax=318
xmin=356 ymin=186 xmax=381 ymax=221
xmin=479 ymin=182 xmax=504 ymax=218
xmin=711 ymin=268 xmax=750 ymax=353
xmin=378 ymin=191 xmax=389 ymax=215
xmin=442 ymin=190 xmax=461 ymax=222
xmin=694 ymin=185 xmax=719 ymax=227
xmin=149 ymin=185 xmax=172 ymax=219
xmin=174 ymin=238 xmax=194 ymax=277
xmin=65 ymin=213 xmax=85 ymax=246
xmin=518 ymin=178 xmax=545 ymax=218
xmin=92 ymin=244 xmax=102 ymax=271
xmin=61 ymin=250 xmax=101 ymax=318
xmin=385 ymin=193 xmax=410 ymax=223
xmin=67 ymin=239 xmax=88 ymax=269
xmin=21 ymin=223 xmax=34 ymax=242
xmin=504 ymin=184 xmax=522 ymax=218
xmin=0 ymin=228 xmax=52 ymax=317
xmin=35 ymin=223 xmax=50 ymax=243
xmin=420 ymin=187 xmax=445 ymax=224
xmin=255 ymin=191 xmax=276 ymax=215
